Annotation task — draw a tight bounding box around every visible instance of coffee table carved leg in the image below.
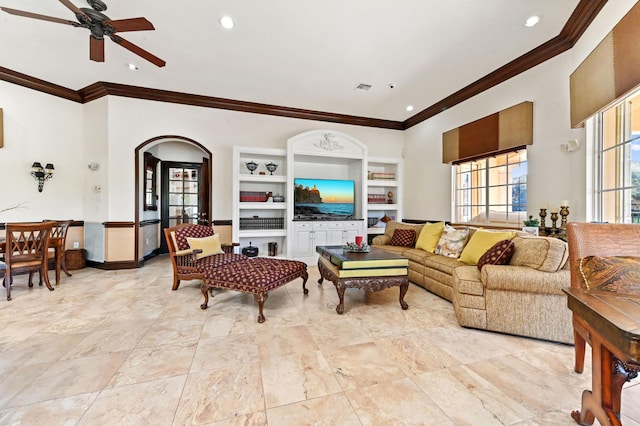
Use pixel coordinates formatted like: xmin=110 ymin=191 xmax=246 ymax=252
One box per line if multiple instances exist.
xmin=335 ymin=282 xmax=346 ymax=314
xmin=301 ymin=272 xmax=309 ymax=295
xmin=254 ymin=292 xmax=268 ymax=323
xmin=200 ymin=283 xmax=209 ymax=310
xmin=399 ymin=281 xmax=409 ymax=310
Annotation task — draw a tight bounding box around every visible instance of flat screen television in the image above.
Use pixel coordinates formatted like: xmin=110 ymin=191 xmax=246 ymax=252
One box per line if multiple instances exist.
xmin=294 ymin=178 xmax=355 ymax=218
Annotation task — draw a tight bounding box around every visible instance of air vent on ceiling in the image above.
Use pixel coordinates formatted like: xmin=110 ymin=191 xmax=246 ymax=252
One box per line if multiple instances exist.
xmin=355 ymin=83 xmax=372 ymax=92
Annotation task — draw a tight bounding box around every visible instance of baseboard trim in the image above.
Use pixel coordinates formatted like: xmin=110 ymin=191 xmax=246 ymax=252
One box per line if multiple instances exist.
xmin=86 ymin=260 xmax=138 ymax=270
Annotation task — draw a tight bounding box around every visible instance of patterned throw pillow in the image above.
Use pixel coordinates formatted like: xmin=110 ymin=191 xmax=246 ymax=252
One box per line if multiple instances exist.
xmin=390 ymin=229 xmax=416 ymax=247
xmin=477 ymin=239 xmax=515 ymax=271
xmin=578 ymin=255 xmax=640 ymax=293
xmin=435 ymin=225 xmax=469 ymax=258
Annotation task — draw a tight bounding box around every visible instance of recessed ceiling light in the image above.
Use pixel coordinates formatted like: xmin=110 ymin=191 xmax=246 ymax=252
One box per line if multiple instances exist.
xmin=406 ymin=105 xmax=414 ymax=112
xmin=219 ymin=15 xmax=234 ymax=29
xmin=126 ymin=63 xmax=139 ymax=71
xmin=525 ymin=15 xmax=541 ymax=27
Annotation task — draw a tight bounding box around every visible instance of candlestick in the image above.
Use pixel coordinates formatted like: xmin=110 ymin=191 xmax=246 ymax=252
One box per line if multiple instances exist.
xmin=560 ymin=205 xmax=569 ymax=229
xmin=539 ymin=208 xmax=547 ymax=230
xmin=550 ymin=212 xmax=559 ymax=233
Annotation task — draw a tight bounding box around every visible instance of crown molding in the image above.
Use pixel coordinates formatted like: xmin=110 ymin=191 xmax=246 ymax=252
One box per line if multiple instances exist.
xmin=403 ymin=0 xmax=608 ymax=129
xmin=0 ymin=0 xmax=607 ymax=130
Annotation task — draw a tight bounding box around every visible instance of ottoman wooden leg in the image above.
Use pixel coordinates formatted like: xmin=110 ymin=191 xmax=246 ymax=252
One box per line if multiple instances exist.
xmin=301 ymin=272 xmax=309 ymax=295
xmin=200 ymin=283 xmax=209 ymax=310
xmin=254 ymin=292 xmax=268 ymax=323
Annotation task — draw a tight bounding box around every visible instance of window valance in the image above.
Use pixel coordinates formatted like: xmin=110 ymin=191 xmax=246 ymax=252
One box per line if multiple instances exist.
xmin=442 ymin=101 xmax=532 ymax=164
xmin=570 ymin=2 xmax=640 ymax=128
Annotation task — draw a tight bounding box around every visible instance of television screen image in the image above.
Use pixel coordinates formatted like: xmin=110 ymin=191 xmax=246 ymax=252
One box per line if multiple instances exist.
xmin=294 ymin=178 xmax=355 ymax=218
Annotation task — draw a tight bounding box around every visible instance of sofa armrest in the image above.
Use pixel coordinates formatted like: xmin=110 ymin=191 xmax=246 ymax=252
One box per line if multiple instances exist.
xmin=482 ymin=264 xmax=570 ymax=295
xmin=372 ymin=235 xmax=391 ymax=246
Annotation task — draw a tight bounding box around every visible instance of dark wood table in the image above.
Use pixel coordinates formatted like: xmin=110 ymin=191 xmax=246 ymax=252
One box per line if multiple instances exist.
xmin=316 ymin=245 xmax=409 ymax=314
xmin=564 ymin=287 xmax=640 ymax=426
xmin=0 ymin=237 xmax=66 ymax=284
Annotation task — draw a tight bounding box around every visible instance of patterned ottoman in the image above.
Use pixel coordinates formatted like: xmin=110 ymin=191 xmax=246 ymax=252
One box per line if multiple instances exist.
xmin=200 ymin=257 xmax=309 ymax=323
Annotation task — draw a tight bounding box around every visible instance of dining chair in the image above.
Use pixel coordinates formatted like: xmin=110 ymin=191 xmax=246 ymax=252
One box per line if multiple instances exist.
xmin=3 ymin=221 xmax=55 ymax=301
xmin=47 ymin=220 xmax=73 ymax=283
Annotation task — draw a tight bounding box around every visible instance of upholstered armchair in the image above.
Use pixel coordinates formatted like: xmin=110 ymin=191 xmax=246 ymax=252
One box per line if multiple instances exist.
xmin=566 ymin=222 xmax=640 ymax=373
xmin=164 ymin=223 xmax=245 ymax=290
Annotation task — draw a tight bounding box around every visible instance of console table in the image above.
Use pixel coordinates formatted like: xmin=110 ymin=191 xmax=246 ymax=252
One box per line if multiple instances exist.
xmin=564 ymin=287 xmax=640 ymax=426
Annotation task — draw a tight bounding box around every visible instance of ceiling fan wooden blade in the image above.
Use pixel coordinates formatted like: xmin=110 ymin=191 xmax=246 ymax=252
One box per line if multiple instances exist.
xmin=0 ymin=7 xmax=78 ymax=26
xmin=90 ymin=36 xmax=105 ymax=62
xmin=106 ymin=17 xmax=155 ymax=33
xmin=110 ymin=35 xmax=166 ymax=67
xmin=58 ymin=0 xmax=88 ymax=19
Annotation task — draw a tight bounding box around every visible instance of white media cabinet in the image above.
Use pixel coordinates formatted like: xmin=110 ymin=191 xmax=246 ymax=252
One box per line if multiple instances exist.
xmin=232 ymin=130 xmax=402 ymax=264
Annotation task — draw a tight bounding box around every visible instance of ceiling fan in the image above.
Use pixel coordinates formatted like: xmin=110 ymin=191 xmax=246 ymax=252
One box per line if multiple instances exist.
xmin=0 ymin=0 xmax=166 ymax=67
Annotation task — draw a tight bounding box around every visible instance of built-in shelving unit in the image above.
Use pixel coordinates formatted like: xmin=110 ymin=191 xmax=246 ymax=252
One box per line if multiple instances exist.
xmin=232 ymin=133 xmax=403 ymax=263
xmin=365 ymin=158 xmax=403 ymax=238
xmin=232 ymin=146 xmax=288 ymax=258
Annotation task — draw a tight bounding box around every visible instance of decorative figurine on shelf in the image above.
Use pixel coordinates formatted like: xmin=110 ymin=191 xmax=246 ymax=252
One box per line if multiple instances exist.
xmin=265 ymin=162 xmax=278 ymax=175
xmin=246 ymin=161 xmax=258 ymax=174
xmin=387 ymin=191 xmax=394 ymax=204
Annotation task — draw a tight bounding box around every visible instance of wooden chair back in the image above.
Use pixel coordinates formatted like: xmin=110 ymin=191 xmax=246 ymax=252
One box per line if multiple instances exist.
xmin=567 ymin=222 xmax=640 ymax=288
xmin=3 ymin=221 xmax=55 ymax=300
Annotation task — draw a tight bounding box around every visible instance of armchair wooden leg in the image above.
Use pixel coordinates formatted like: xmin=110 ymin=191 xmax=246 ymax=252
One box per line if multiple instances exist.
xmin=172 ymin=278 xmax=181 ymax=291
xmin=575 ymin=329 xmax=586 ymax=374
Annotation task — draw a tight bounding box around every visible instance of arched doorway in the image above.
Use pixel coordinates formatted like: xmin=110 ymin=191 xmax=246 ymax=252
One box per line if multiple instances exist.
xmin=134 ymin=136 xmax=212 ymax=263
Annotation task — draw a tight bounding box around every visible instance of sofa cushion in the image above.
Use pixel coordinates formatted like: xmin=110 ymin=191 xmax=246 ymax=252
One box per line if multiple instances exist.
xmin=390 ymin=229 xmax=417 ymax=247
xmin=383 ymin=221 xmax=424 ymax=240
xmin=477 ymin=239 xmax=515 ymax=271
xmin=453 ymin=265 xmax=484 ymax=296
xmin=403 ymin=248 xmax=437 ymax=264
xmin=435 ymin=225 xmax=469 ymax=258
xmin=415 ymin=221 xmax=444 ymax=253
xmin=187 ymin=234 xmax=224 ymax=259
xmin=376 ymin=244 xmax=410 ymax=255
xmin=423 ymin=254 xmax=466 ymax=276
xmin=510 ymin=236 xmax=568 ymax=272
xmin=459 ymin=230 xmax=516 ymax=265
xmin=578 ymin=255 xmax=640 ymax=293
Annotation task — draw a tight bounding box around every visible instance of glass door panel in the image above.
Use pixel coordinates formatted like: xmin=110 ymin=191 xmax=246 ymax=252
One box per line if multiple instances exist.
xmin=167 ymin=166 xmax=200 ymax=227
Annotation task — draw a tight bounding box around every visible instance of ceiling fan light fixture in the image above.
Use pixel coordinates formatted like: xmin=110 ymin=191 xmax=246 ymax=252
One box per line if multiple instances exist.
xmin=524 ymin=15 xmax=541 ymax=27
xmin=219 ymin=15 xmax=234 ymax=29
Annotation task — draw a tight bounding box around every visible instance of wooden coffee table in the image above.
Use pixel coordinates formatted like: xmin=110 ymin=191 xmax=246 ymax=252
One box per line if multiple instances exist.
xmin=316 ymin=245 xmax=409 ymax=314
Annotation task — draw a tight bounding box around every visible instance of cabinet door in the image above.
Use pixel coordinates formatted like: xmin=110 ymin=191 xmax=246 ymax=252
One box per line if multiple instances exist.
xmin=344 ymin=229 xmax=359 ymax=244
xmin=329 ymin=229 xmax=344 ymax=245
xmin=295 ymin=229 xmax=313 ymax=257
xmin=313 ymin=229 xmax=328 ymax=249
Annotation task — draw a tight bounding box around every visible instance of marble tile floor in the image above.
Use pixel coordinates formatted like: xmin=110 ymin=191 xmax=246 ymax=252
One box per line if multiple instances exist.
xmin=1 ymin=255 xmax=639 ymax=425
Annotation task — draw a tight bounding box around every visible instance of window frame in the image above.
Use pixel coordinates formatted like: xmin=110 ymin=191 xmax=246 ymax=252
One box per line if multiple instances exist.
xmin=590 ymin=88 xmax=640 ymax=224
xmin=453 ymin=149 xmax=528 ymax=225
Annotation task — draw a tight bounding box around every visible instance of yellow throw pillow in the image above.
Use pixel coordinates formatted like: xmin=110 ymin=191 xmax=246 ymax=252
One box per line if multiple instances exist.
xmin=459 ymin=230 xmax=516 ymax=265
xmin=187 ymin=234 xmax=224 ymax=259
xmin=415 ymin=221 xmax=445 ymax=253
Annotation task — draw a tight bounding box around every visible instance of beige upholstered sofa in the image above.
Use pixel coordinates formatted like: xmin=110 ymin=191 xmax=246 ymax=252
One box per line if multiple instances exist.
xmin=372 ymin=221 xmax=573 ymax=344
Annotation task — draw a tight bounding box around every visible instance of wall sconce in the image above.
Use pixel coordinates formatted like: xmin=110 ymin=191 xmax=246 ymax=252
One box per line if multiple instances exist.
xmin=31 ymin=162 xmax=54 ymax=192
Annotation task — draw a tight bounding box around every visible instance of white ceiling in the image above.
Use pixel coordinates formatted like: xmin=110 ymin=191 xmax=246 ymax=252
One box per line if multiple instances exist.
xmin=0 ymin=0 xmax=579 ymax=121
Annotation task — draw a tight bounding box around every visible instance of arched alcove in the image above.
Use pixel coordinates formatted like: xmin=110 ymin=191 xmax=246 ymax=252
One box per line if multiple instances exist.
xmin=134 ymin=135 xmax=212 ymax=264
